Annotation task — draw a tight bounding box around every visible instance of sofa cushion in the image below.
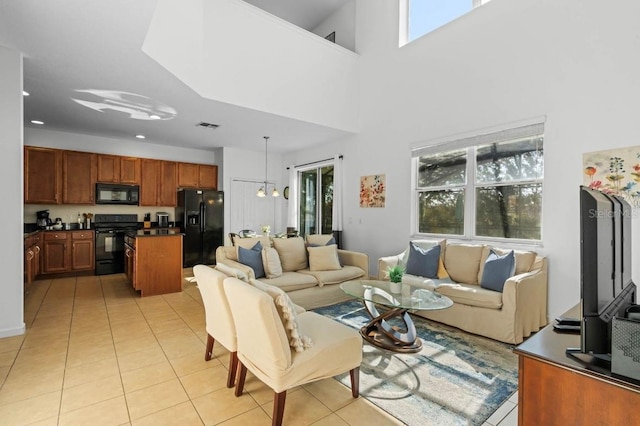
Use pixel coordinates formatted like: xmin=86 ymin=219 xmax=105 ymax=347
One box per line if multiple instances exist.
xmin=262 ymin=246 xmax=283 ymax=279
xmin=249 ymin=279 xmax=312 ymax=352
xmin=307 ymin=245 xmax=342 ymax=271
xmin=444 ymin=243 xmax=485 ymax=285
xmin=258 ymin=272 xmax=319 ymax=292
xmin=405 ymin=242 xmax=441 ymax=278
xmin=238 ymin=242 xmax=265 ymax=279
xmin=235 ymin=236 xmax=272 ymax=258
xmin=480 ymin=250 xmax=515 ymax=292
xmin=435 ymin=282 xmax=503 ymax=309
xmin=298 ymin=265 xmax=365 ymax=287
xmin=306 ymin=234 xmax=336 ymax=246
xmin=477 ymin=247 xmax=537 ymax=283
xmin=273 ymin=237 xmax=308 ymax=272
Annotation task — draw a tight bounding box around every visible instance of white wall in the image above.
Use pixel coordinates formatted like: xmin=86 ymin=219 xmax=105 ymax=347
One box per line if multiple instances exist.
xmin=284 ymin=0 xmax=640 ymax=319
xmin=222 ymin=146 xmax=284 ymax=243
xmin=311 ymin=0 xmax=357 ymax=52
xmin=143 ymin=0 xmax=360 ymax=132
xmin=0 ymin=45 xmax=25 ymax=338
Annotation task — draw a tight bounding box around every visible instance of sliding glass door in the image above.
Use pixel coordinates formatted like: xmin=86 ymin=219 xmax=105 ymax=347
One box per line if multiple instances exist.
xmin=299 ymin=166 xmax=333 ymax=236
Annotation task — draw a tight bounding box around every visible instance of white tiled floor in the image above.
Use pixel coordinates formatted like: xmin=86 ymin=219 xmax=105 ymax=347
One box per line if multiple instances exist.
xmin=0 ymin=272 xmax=519 ymax=425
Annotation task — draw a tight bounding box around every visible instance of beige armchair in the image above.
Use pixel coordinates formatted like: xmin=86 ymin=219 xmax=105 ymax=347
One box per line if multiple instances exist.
xmin=223 ymin=277 xmax=362 ymax=426
xmin=193 ymin=265 xmax=238 ymax=388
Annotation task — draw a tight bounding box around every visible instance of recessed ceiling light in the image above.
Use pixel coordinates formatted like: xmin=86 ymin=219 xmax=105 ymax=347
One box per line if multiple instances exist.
xmin=31 ymin=120 xmax=44 ymax=125
xmin=135 ymin=134 xmax=146 ymax=139
xmin=23 ymin=91 xmax=29 ymax=96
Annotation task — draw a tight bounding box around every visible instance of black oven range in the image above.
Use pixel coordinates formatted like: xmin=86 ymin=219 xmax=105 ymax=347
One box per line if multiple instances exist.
xmin=94 ymin=214 xmax=139 ymax=275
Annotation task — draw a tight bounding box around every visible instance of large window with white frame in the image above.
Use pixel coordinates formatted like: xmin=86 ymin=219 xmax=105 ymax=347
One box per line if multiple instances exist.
xmin=413 ymin=123 xmax=544 ymax=242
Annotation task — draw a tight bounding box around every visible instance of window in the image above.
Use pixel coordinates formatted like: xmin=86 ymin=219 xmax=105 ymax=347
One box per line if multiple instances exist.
xmin=405 ymin=0 xmax=492 ymax=43
xmin=413 ymin=123 xmax=544 ymax=242
xmin=299 ymin=165 xmax=334 ymax=236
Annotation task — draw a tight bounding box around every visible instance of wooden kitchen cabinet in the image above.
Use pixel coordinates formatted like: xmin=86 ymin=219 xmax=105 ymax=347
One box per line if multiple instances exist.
xmin=140 ymin=159 xmax=159 ymax=206
xmin=97 ymin=154 xmax=140 ymax=184
xmin=24 ymin=146 xmax=61 ymax=204
xmin=178 ymin=162 xmax=218 ymax=189
xmin=125 ymin=231 xmax=182 ymax=297
xmin=158 ymin=161 xmax=177 ymax=206
xmin=70 ymin=231 xmax=94 ymax=271
xmin=42 ymin=232 xmax=69 ymax=274
xmin=24 ymin=232 xmax=41 ymax=292
xmin=62 ymin=150 xmax=97 ymax=204
xmin=41 ymin=230 xmax=94 ymax=275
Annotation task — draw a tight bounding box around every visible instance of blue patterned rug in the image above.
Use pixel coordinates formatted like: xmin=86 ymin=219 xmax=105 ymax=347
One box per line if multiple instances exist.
xmin=313 ymin=300 xmax=518 ymax=426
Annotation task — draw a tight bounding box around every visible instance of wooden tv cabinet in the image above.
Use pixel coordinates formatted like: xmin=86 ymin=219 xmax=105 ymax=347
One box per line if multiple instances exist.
xmin=514 ymin=304 xmax=640 ymax=425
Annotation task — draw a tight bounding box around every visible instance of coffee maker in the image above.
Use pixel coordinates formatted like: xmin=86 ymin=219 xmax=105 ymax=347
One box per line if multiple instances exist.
xmin=36 ymin=209 xmax=51 ymax=229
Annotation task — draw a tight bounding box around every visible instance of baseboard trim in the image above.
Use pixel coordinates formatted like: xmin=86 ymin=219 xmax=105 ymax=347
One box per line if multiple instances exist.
xmin=0 ymin=323 xmax=26 ymax=338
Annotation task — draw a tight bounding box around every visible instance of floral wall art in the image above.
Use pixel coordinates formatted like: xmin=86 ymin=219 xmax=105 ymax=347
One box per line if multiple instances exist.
xmin=360 ymin=174 xmax=386 ymax=208
xmin=583 ymin=145 xmax=640 ymax=208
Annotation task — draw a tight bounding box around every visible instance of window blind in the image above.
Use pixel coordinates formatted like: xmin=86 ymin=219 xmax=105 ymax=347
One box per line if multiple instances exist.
xmin=411 ymin=122 xmax=545 ymax=158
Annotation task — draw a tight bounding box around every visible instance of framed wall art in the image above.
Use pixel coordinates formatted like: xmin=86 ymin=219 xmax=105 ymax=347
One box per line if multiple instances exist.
xmin=360 ymin=174 xmax=386 ymax=208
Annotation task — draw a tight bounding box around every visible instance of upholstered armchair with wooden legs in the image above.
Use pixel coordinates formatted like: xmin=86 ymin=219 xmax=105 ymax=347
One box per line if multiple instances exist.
xmin=193 ymin=265 xmax=238 ymax=388
xmin=223 ymin=277 xmax=362 ymax=426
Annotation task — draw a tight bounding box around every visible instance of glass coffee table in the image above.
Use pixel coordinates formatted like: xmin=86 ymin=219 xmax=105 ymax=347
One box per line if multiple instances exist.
xmin=340 ymin=279 xmax=453 ymax=353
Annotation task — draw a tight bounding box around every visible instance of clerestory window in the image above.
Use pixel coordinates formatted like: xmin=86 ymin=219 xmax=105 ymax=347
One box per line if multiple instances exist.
xmin=402 ymin=0 xmax=492 ymax=44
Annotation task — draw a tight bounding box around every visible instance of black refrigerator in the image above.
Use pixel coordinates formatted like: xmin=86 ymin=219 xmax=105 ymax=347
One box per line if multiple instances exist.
xmin=176 ymin=189 xmax=224 ymax=267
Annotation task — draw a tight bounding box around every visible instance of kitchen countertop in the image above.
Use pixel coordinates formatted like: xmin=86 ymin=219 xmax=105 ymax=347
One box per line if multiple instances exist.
xmin=127 ymin=228 xmax=183 ymax=237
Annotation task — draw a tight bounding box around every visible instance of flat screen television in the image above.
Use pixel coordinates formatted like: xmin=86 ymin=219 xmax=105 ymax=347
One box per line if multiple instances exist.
xmin=568 ymin=186 xmax=636 ymax=368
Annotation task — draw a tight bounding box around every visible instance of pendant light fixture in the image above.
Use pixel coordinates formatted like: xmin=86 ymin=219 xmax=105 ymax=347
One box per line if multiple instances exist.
xmin=257 ymin=136 xmax=280 ymax=197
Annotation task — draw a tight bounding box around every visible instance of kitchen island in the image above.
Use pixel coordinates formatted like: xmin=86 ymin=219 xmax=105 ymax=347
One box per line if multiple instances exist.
xmin=124 ymin=228 xmax=184 ymax=297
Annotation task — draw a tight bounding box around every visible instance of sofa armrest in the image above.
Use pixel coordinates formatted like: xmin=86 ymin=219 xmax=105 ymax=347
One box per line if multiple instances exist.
xmin=501 ymin=257 xmax=549 ymax=339
xmin=338 ymin=249 xmax=369 ymax=277
xmin=217 ymin=258 xmax=256 ymax=280
xmin=377 ymin=255 xmax=402 ymax=280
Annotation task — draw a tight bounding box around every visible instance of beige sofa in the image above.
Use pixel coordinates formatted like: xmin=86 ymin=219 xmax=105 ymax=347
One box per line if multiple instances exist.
xmin=378 ymin=240 xmax=548 ymax=344
xmin=215 ymin=235 xmax=368 ymax=309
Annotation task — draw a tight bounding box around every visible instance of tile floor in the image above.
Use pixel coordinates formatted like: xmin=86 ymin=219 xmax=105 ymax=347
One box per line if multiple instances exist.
xmin=0 ymin=272 xmax=518 ymax=425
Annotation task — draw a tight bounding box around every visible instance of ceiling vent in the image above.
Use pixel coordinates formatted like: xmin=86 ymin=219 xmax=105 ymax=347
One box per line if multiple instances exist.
xmin=196 ymin=122 xmax=219 ymax=129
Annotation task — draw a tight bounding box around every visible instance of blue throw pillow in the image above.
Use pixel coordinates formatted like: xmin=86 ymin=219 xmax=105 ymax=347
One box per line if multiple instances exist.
xmin=405 ymin=242 xmax=441 ymax=278
xmin=480 ymin=249 xmax=516 ymax=292
xmin=238 ymin=242 xmax=265 ymax=279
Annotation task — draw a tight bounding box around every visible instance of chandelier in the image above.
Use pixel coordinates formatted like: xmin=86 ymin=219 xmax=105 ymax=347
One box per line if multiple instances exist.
xmin=257 ymin=136 xmax=279 ymax=197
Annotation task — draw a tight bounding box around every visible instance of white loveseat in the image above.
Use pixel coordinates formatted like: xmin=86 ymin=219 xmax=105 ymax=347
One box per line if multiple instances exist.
xmin=215 ymin=235 xmax=369 ymax=309
xmin=378 ymin=240 xmax=548 ymax=344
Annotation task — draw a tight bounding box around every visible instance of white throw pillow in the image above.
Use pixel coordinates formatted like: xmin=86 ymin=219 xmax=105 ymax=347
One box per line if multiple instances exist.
xmin=249 ymin=279 xmax=312 ymax=352
xmin=307 ymin=245 xmax=342 ymax=271
xmin=262 ymin=247 xmax=283 ymax=279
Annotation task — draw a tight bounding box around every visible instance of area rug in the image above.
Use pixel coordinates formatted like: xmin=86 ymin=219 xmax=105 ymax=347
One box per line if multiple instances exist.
xmin=313 ymin=300 xmax=518 ymax=426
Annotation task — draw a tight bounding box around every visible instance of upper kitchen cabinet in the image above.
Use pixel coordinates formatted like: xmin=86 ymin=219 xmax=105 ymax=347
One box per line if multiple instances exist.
xmin=140 ymin=159 xmax=159 ymax=206
xmin=24 ymin=146 xmax=62 ymax=204
xmin=178 ymin=163 xmax=218 ymax=189
xmin=158 ymin=161 xmax=177 ymax=206
xmin=97 ymin=154 xmax=140 ymax=184
xmin=62 ymin=151 xmax=97 ymax=204
xmin=140 ymin=159 xmax=176 ymax=206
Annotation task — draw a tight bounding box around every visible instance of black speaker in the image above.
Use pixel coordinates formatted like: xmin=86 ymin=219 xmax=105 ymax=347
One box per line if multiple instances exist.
xmin=611 ymin=316 xmax=640 ymax=381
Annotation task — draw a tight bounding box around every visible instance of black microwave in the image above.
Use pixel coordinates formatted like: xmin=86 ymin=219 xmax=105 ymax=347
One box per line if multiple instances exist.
xmin=95 ymin=183 xmax=140 ymax=205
